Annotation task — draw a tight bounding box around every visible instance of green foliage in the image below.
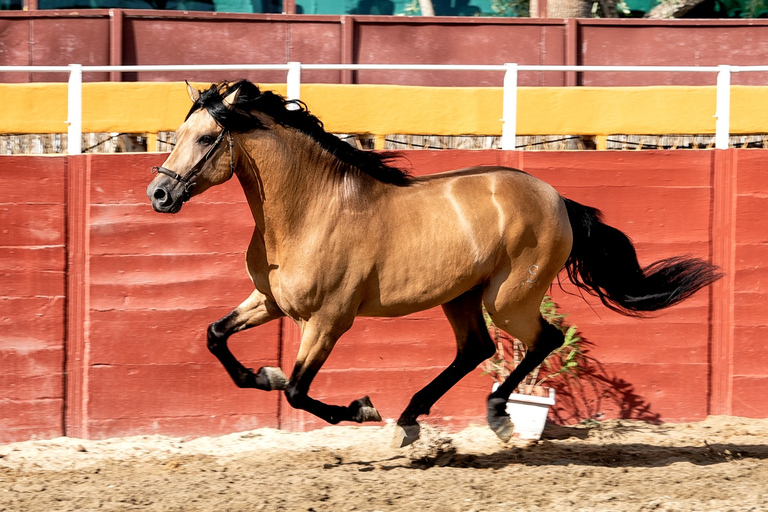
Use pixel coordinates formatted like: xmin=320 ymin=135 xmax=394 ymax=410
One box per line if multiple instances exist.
xmin=481 ymin=295 xmax=585 ymax=393
xmin=651 ymin=0 xmax=768 ymax=17
xmin=403 ymin=0 xmax=421 ymax=14
xmin=489 ymin=0 xmax=529 ymax=16
xmin=716 ymin=0 xmax=768 ymax=17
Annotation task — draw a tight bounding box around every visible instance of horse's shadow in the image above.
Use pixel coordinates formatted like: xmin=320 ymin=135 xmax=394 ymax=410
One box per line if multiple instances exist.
xmin=364 ymin=440 xmax=768 ymax=471
xmin=434 ymin=442 xmax=768 ymax=470
xmin=334 ymin=422 xmax=767 ymax=471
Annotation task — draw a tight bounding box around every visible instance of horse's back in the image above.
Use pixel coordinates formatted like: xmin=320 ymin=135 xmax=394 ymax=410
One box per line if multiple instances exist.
xmin=410 ymin=166 xmax=570 ymax=243
xmin=359 ymin=166 xmax=572 ymax=318
xmin=412 ymin=165 xmax=564 ymax=212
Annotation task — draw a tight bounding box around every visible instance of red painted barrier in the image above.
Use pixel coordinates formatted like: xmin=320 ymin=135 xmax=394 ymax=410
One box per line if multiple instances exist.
xmin=4 ymin=13 xmax=768 ymax=86
xmin=2 ymin=149 xmax=766 ymax=443
xmin=0 ymin=156 xmax=67 ymax=442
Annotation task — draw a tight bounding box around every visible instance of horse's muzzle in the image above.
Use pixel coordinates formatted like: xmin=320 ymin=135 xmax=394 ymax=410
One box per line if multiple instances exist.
xmin=147 ymin=180 xmax=184 ymax=214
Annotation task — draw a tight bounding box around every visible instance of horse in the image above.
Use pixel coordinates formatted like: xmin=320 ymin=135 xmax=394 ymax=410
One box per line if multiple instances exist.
xmin=147 ymin=80 xmax=722 ymax=447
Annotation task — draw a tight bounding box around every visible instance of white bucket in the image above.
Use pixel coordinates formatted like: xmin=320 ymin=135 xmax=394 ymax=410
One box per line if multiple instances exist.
xmin=506 ymin=388 xmax=556 ymax=440
xmin=492 ymin=384 xmax=556 ymax=440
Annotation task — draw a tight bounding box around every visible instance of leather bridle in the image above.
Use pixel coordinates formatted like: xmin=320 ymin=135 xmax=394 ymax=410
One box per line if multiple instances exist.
xmin=151 ymin=129 xmax=235 ymax=202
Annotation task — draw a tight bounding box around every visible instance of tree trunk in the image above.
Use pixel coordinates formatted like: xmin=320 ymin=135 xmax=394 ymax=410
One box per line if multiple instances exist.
xmin=596 ymin=0 xmax=619 ymax=16
xmin=645 ymin=0 xmax=707 ymax=18
xmin=531 ymin=0 xmax=620 ymax=17
xmin=533 ymin=0 xmax=591 ymax=16
xmin=418 ymin=0 xmax=435 ymax=15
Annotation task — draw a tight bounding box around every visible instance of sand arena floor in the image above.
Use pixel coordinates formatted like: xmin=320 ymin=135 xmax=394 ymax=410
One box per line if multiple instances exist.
xmin=2 ymin=416 xmax=768 ymax=511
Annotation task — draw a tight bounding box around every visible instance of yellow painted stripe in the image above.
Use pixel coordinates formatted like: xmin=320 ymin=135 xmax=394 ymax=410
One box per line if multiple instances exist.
xmin=731 ymin=86 xmax=768 ymax=134
xmin=0 ymin=83 xmax=68 ymax=133
xmin=0 ymin=82 xmax=285 ymax=134
xmin=300 ymin=84 xmax=503 ymax=135
xmin=82 ymin=82 xmax=287 ymax=133
xmin=1 ymin=82 xmax=767 ymax=137
xmin=517 ymin=86 xmax=718 ymax=136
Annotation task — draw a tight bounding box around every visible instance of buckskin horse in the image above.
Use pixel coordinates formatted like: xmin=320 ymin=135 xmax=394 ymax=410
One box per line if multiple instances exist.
xmin=147 ymin=80 xmax=722 ymax=447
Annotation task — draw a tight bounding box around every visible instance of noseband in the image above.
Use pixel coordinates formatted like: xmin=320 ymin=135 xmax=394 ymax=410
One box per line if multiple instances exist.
xmin=151 ymin=130 xmax=235 ymax=201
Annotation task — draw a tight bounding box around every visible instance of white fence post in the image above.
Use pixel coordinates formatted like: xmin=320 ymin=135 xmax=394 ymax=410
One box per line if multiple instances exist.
xmin=715 ymin=64 xmax=731 ymax=150
xmin=286 ymin=61 xmax=301 ymax=106
xmin=66 ymin=64 xmax=83 ymax=155
xmin=501 ymin=63 xmax=518 ymax=151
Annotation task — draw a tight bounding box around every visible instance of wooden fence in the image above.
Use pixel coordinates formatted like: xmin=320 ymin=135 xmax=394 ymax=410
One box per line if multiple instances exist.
xmin=4 ymin=13 xmax=768 ymax=87
xmin=2 ymin=148 xmax=765 ymax=443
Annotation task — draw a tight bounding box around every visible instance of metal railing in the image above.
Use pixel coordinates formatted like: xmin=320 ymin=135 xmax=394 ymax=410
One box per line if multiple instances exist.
xmin=1 ymin=62 xmax=761 ymax=154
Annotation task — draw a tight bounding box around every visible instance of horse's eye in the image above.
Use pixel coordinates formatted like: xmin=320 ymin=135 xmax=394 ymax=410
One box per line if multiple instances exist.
xmin=197 ymin=135 xmax=215 ymax=145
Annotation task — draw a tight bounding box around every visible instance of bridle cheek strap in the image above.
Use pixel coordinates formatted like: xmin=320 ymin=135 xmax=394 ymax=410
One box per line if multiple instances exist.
xmin=151 ymin=130 xmax=235 ymax=202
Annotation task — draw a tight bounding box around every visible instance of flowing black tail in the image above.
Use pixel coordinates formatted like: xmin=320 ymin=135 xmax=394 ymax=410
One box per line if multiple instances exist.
xmin=562 ymin=198 xmax=723 ymax=316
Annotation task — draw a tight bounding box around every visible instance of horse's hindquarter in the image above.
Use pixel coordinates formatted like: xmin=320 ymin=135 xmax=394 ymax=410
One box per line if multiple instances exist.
xmin=358 ymin=167 xmax=573 ymax=317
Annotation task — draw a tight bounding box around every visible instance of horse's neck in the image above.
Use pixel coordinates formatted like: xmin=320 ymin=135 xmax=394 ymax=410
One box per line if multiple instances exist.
xmin=235 ymin=130 xmax=354 ymax=239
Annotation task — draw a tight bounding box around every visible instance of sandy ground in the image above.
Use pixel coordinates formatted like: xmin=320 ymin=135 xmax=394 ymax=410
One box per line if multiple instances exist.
xmin=2 ymin=416 xmax=768 ymax=512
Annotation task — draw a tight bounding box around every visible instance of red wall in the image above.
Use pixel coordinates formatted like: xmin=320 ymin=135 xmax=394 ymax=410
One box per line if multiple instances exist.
xmin=2 ymin=149 xmax=766 ymax=443
xmin=3 ymin=13 xmax=768 ymax=86
xmin=0 ymin=157 xmax=67 ymax=441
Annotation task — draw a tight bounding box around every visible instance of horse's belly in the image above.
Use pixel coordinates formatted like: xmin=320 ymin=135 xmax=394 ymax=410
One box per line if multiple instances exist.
xmin=358 ymin=247 xmax=494 ymax=317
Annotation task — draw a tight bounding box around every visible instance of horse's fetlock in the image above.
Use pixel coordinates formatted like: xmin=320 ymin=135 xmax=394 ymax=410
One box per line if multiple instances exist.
xmin=255 ymin=366 xmax=288 ymax=391
xmin=206 ymin=338 xmax=220 ymax=354
xmin=234 ymin=367 xmax=256 ymax=388
xmin=206 ymin=323 xmax=227 ymax=353
xmin=284 ymin=385 xmax=304 ymax=408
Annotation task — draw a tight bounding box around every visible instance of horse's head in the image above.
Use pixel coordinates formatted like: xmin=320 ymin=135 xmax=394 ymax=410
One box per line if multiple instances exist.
xmin=147 ymin=82 xmax=240 ymax=214
xmin=148 ymin=79 xmax=409 ymax=214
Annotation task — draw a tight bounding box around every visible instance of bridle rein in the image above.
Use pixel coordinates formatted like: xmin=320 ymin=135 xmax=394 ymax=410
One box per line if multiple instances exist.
xmin=151 ymin=129 xmax=235 ymax=202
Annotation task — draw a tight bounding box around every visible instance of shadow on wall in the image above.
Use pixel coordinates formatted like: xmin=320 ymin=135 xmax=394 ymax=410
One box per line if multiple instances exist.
xmin=550 ymin=338 xmax=662 ymax=426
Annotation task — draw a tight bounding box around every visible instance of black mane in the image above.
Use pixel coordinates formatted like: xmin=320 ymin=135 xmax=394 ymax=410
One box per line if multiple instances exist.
xmin=187 ymin=80 xmax=412 ymax=186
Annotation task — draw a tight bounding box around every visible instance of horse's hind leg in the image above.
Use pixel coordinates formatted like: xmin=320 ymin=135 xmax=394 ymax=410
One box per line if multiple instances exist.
xmin=486 ymin=316 xmax=564 ymax=441
xmin=393 ymin=287 xmax=496 ymax=448
xmin=283 ymin=318 xmax=382 ymax=425
xmin=207 ymin=289 xmax=288 ymax=391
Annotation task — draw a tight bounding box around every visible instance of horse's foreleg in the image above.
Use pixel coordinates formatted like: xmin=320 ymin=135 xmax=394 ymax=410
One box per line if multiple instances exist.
xmin=207 ymin=289 xmax=287 ymax=391
xmin=393 ymin=289 xmax=496 ymax=448
xmin=283 ymin=319 xmax=382 ymax=425
xmin=486 ymin=319 xmax=564 ymax=441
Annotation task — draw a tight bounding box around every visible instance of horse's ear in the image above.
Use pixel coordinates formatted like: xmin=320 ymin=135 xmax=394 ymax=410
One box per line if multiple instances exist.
xmin=186 ymin=81 xmax=200 ymax=103
xmin=222 ymin=86 xmax=241 ymax=109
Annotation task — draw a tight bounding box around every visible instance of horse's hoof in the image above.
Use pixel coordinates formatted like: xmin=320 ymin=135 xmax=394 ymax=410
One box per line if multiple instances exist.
xmin=350 ymin=396 xmax=382 ymax=423
xmin=258 ymin=366 xmax=288 ymax=391
xmin=487 ymin=397 xmax=514 ymax=442
xmin=489 ymin=415 xmax=514 ymax=442
xmin=392 ymin=424 xmax=421 ymax=448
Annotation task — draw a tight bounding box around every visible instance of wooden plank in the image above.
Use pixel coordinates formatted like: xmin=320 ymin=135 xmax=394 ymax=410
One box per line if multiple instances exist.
xmin=89 ymin=204 xmax=254 ymax=256
xmin=0 ymin=247 xmax=65 ymax=298
xmin=0 ymin=347 xmax=63 ymax=401
xmin=0 ymin=297 xmax=65 ymax=343
xmin=88 ymin=252 xmax=255 ymax=312
xmin=86 ymin=412 xmax=279 ymax=440
xmin=0 ymin=399 xmax=63 ymax=444
xmin=732 ymin=375 xmax=768 ymax=417
xmin=0 ymin=204 xmax=65 ymax=247
xmin=88 ymin=308 xmax=281 ymax=365
xmin=64 ymin=155 xmax=90 ymax=438
xmin=85 ymin=363 xmax=281 ymax=421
